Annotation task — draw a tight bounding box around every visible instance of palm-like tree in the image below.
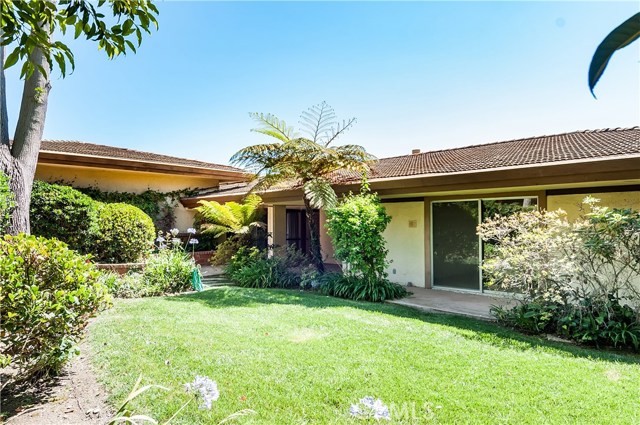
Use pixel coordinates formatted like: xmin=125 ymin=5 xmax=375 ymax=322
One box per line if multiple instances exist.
xmin=196 ymin=194 xmax=265 ymax=239
xmin=231 ymin=102 xmax=376 ymax=272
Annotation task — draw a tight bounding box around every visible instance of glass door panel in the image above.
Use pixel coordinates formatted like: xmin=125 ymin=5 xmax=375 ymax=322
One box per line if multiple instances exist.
xmin=432 ymin=201 xmax=480 ymax=290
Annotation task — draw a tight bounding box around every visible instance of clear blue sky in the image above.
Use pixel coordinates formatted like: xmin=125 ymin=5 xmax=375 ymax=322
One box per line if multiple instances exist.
xmin=5 ymin=1 xmax=639 ymax=164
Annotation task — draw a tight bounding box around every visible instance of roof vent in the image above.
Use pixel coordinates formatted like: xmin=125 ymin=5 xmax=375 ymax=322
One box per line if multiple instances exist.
xmin=411 ymin=149 xmax=421 ymax=155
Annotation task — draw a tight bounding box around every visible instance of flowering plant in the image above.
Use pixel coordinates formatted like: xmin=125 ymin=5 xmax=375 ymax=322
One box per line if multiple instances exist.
xmin=155 ymin=228 xmax=199 ymax=254
xmin=350 ymin=396 xmax=391 ymax=421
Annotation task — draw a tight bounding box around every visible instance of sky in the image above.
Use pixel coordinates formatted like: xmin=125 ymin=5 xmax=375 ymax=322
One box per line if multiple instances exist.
xmin=4 ymin=1 xmax=640 ymax=165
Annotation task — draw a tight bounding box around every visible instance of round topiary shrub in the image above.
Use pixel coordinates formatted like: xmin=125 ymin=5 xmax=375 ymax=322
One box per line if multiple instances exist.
xmin=93 ymin=202 xmax=155 ymax=263
xmin=0 ymin=234 xmax=111 ymax=382
xmin=30 ymin=180 xmax=99 ymax=254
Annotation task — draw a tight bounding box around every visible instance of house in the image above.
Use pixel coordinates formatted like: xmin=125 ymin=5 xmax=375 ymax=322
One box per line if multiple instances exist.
xmin=181 ymin=127 xmax=640 ymax=293
xmin=36 ymin=140 xmax=249 ymax=229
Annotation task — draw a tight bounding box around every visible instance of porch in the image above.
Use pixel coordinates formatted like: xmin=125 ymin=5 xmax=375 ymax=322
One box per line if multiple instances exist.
xmin=387 ymin=287 xmax=517 ymax=320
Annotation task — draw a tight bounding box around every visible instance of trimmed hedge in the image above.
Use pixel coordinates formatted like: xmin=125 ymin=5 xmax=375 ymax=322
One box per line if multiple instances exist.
xmin=93 ymin=202 xmax=156 ymax=263
xmin=30 ymin=180 xmax=98 ymax=254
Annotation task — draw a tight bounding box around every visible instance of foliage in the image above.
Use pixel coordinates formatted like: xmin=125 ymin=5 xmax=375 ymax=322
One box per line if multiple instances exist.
xmin=99 ymin=271 xmax=147 ymax=299
xmin=74 ymin=185 xmax=196 ymax=231
xmin=230 ymin=102 xmax=376 ymax=271
xmin=481 ymin=199 xmax=640 ymax=350
xmin=226 ymin=246 xmax=309 ymax=289
xmin=325 ymin=189 xmax=392 ymax=281
xmin=0 ymin=171 xmax=15 ymax=234
xmin=588 ymin=12 xmax=640 ymax=96
xmin=319 ymin=273 xmax=407 ymax=302
xmin=196 ymin=194 xmax=265 ymax=239
xmin=142 ymin=249 xmax=195 ymax=295
xmin=478 ymin=208 xmax=579 ymax=303
xmin=30 ymin=180 xmax=99 ymax=254
xmin=93 ymin=203 xmax=156 ymax=263
xmin=1 ymin=0 xmax=159 ymax=79
xmin=210 ymin=237 xmax=245 ymax=266
xmin=0 ymin=234 xmax=111 ymax=382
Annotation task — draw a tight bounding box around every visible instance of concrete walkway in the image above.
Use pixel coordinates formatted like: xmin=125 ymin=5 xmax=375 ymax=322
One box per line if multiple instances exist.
xmin=388 ymin=287 xmax=517 ymax=320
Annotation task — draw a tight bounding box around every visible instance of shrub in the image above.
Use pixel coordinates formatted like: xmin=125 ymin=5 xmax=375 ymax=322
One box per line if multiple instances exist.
xmin=490 ymin=302 xmax=561 ymax=334
xmin=319 ymin=273 xmax=407 ymax=302
xmin=99 ymin=271 xmax=148 ymax=299
xmin=30 ymin=180 xmax=99 ymax=254
xmin=93 ymin=202 xmax=155 ymax=263
xmin=142 ymin=249 xmax=195 ymax=295
xmin=0 ymin=171 xmax=15 ymax=233
xmin=226 ymin=246 xmax=308 ymax=289
xmin=211 ymin=237 xmax=245 ymax=266
xmin=323 ymin=187 xmax=405 ymax=302
xmin=325 ymin=189 xmax=391 ymax=281
xmin=0 ymin=234 xmax=111 ymax=381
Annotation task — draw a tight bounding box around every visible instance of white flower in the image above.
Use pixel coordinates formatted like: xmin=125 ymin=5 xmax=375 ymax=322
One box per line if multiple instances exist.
xmin=170 ymin=228 xmax=180 ymax=236
xmin=349 ymin=396 xmax=391 ymax=421
xmin=156 ymin=236 xmax=165 ymax=243
xmin=172 ymin=238 xmax=181 ymax=246
xmin=187 ymin=228 xmax=197 ymax=234
xmin=188 ymin=238 xmax=199 ymax=245
xmin=184 ymin=375 xmax=220 ymax=410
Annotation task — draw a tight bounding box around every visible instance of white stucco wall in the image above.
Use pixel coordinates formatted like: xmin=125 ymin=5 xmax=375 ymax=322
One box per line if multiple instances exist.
xmin=547 ymin=191 xmax=640 ymax=221
xmin=382 ymin=202 xmax=425 ymax=288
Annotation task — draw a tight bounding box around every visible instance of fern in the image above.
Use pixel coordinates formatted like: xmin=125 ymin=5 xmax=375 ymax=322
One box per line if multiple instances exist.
xmin=303 ymin=178 xmax=337 ymax=209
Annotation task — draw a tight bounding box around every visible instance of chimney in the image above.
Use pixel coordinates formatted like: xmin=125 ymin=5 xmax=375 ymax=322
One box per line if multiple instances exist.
xmin=411 ymin=149 xmax=421 ymax=155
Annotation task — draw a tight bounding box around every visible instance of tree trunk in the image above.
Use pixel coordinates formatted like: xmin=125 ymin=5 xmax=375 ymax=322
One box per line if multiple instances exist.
xmin=1 ymin=41 xmax=9 ymax=146
xmin=303 ymin=196 xmax=325 ymax=273
xmin=0 ymin=42 xmax=51 ymax=235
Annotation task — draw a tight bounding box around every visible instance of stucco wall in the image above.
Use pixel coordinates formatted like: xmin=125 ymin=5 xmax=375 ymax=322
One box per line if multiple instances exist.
xmin=382 ymin=202 xmax=425 ymax=288
xmin=35 ymin=164 xmax=220 ymax=229
xmin=319 ymin=210 xmax=338 ymax=265
xmin=547 ymin=191 xmax=640 ymax=221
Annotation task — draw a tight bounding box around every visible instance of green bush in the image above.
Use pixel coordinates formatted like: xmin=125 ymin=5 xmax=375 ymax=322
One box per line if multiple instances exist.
xmin=319 ymin=273 xmax=407 ymax=302
xmin=93 ymin=202 xmax=155 ymax=263
xmin=226 ymin=246 xmax=307 ymax=289
xmin=0 ymin=234 xmax=111 ymax=381
xmin=99 ymin=271 xmax=148 ymax=299
xmin=490 ymin=302 xmax=560 ymax=334
xmin=210 ymin=237 xmax=245 ymax=266
xmin=30 ymin=180 xmax=99 ymax=254
xmin=142 ymin=249 xmax=195 ymax=295
xmin=0 ymin=171 xmax=15 ymax=233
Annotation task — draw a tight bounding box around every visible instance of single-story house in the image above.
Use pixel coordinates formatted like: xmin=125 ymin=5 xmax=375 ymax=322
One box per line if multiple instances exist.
xmin=36 ymin=140 xmax=249 ymax=229
xmin=181 ymin=127 xmax=640 ymax=293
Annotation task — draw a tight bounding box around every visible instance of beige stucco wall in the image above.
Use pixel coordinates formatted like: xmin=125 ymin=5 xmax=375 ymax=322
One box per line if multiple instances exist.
xmin=35 ymin=163 xmax=220 ymax=229
xmin=319 ymin=210 xmax=338 ymax=265
xmin=382 ymin=202 xmax=426 ymax=288
xmin=547 ymin=191 xmax=640 ymax=221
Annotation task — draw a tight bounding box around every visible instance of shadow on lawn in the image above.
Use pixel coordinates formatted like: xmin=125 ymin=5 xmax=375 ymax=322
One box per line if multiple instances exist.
xmin=165 ymin=286 xmax=640 ymax=365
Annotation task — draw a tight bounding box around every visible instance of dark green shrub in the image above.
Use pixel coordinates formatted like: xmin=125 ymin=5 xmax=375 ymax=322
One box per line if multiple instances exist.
xmin=211 ymin=237 xmax=244 ymax=265
xmin=30 ymin=180 xmax=99 ymax=254
xmin=0 ymin=234 xmax=111 ymax=381
xmin=226 ymin=246 xmax=307 ymax=289
xmin=0 ymin=171 xmax=15 ymax=234
xmin=319 ymin=273 xmax=407 ymax=302
xmin=93 ymin=202 xmax=155 ymax=263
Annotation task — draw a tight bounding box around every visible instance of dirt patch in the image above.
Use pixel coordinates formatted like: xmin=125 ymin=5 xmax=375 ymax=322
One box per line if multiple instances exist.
xmin=2 ymin=345 xmax=111 ymax=425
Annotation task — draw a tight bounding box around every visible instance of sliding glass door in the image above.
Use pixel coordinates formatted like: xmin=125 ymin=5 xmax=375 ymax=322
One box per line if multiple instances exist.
xmin=432 ymin=201 xmax=481 ymax=290
xmin=431 ymin=197 xmax=538 ymax=292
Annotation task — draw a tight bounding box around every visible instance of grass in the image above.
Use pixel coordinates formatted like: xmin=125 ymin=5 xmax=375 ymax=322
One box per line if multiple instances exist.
xmin=88 ymin=287 xmax=640 ymax=424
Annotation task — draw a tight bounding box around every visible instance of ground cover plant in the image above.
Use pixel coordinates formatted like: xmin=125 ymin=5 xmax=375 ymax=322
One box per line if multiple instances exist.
xmin=89 ymin=287 xmax=640 ymax=424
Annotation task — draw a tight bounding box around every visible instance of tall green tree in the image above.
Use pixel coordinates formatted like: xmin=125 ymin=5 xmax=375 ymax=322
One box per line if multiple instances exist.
xmin=231 ymin=102 xmax=376 ymax=272
xmin=1 ymin=0 xmax=158 ymax=234
xmin=196 ymin=194 xmax=265 ymax=239
xmin=588 ymin=12 xmax=640 ymax=96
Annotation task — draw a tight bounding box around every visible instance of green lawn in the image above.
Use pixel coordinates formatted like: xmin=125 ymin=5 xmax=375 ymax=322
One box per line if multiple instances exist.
xmin=89 ymin=287 xmax=640 ymax=424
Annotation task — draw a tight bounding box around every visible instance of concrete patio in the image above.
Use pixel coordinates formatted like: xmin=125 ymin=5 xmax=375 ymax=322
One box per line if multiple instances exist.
xmin=388 ymin=287 xmax=517 ymax=320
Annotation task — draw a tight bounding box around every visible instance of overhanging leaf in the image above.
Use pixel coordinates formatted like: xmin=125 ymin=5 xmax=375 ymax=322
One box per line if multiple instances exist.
xmin=588 ymin=12 xmax=640 ymax=96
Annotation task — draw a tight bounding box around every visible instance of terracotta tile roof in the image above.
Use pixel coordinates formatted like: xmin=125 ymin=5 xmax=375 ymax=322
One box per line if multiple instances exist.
xmin=184 ymin=127 xmax=640 ymax=200
xmin=40 ymin=140 xmax=245 ymax=173
xmin=353 ymin=126 xmax=640 ymax=181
